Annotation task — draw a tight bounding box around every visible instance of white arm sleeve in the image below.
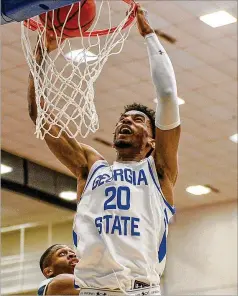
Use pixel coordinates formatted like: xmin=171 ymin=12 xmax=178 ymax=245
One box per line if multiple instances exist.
xmin=145 ymin=33 xmax=180 ymax=130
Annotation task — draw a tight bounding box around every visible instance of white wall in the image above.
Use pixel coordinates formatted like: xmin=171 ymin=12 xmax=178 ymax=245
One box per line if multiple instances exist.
xmin=1 ymin=220 xmax=74 ymax=295
xmin=165 ymin=201 xmax=237 ymax=295
xmin=1 ymin=220 xmax=73 ymax=256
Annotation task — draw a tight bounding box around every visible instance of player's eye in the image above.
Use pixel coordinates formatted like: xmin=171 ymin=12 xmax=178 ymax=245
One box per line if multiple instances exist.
xmin=59 ymin=252 xmax=66 ymax=256
xmin=135 ymin=117 xmax=143 ymax=122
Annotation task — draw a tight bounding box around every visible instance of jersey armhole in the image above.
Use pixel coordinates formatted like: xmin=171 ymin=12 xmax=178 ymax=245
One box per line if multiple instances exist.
xmin=80 ymin=159 xmax=109 ymax=198
xmin=147 ymin=156 xmax=176 ymax=221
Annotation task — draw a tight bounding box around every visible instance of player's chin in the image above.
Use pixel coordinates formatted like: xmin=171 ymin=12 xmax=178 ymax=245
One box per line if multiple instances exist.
xmin=68 ymin=264 xmax=76 ymax=273
xmin=114 ymin=138 xmax=133 ymax=149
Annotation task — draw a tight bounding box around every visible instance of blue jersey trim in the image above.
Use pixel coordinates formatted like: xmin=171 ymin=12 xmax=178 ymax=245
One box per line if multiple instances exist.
xmin=73 ymin=230 xmax=78 ymax=247
xmin=147 ymin=159 xmax=176 ymax=215
xmin=74 ymin=280 xmax=80 ymax=289
xmin=158 ymin=230 xmax=167 ymax=262
xmin=82 ymin=163 xmax=107 ymax=195
xmin=38 ymin=285 xmax=46 ymax=296
xmin=164 ymin=208 xmax=169 ymax=224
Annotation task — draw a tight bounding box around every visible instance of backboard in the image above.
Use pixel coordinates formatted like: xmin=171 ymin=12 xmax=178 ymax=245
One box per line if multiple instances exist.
xmin=1 ymin=0 xmax=80 ymax=25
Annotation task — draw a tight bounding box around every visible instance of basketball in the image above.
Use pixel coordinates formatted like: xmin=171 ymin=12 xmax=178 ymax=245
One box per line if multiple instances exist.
xmin=39 ymin=0 xmax=96 ymax=38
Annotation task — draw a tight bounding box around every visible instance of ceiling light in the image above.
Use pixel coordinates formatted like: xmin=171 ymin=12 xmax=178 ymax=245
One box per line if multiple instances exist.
xmin=153 ymin=97 xmax=185 ymax=105
xmin=177 ymin=97 xmax=185 ymax=105
xmin=65 ymin=49 xmax=98 ymax=64
xmin=186 ymin=185 xmax=211 ymax=195
xmin=200 ymin=11 xmax=237 ymax=28
xmin=1 ymin=164 xmax=13 ymax=175
xmin=59 ymin=191 xmax=77 ymax=201
xmin=229 ymin=133 xmax=238 ymax=143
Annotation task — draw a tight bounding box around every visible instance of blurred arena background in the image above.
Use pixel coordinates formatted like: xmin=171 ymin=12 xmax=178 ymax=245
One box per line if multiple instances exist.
xmin=1 ymin=1 xmax=237 ymax=295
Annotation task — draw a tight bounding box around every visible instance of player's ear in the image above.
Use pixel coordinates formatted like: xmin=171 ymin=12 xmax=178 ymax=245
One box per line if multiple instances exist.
xmin=148 ymin=138 xmax=155 ymax=150
xmin=112 ymin=132 xmax=116 ymax=148
xmin=43 ymin=266 xmax=54 ymax=278
xmin=145 ymin=138 xmax=155 ymax=157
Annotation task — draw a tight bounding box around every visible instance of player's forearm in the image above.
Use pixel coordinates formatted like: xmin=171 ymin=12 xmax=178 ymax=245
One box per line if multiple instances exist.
xmin=27 ymin=45 xmax=44 ymax=124
xmin=145 ymin=33 xmax=180 ymax=130
xmin=145 ymin=33 xmax=176 ymax=99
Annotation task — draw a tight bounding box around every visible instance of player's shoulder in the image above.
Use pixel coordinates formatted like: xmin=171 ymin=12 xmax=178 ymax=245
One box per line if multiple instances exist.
xmin=52 ymin=273 xmax=75 ymax=281
xmin=37 ymin=278 xmax=54 ymax=296
xmin=81 ymin=143 xmax=105 ymax=162
xmin=46 ymin=274 xmax=76 ymax=294
xmin=81 ymin=143 xmax=106 ymax=172
xmin=38 ymin=274 xmax=76 ymax=296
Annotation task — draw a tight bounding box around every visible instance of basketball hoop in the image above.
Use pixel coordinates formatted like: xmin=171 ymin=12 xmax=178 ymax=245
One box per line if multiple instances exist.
xmin=21 ymin=0 xmax=137 ymax=139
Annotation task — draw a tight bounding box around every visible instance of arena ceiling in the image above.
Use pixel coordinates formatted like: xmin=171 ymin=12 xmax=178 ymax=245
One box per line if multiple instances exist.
xmin=1 ymin=1 xmax=237 ymax=225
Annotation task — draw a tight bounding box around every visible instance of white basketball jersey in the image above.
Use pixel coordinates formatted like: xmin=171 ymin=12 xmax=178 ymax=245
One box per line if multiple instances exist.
xmin=73 ymin=156 xmax=175 ymax=290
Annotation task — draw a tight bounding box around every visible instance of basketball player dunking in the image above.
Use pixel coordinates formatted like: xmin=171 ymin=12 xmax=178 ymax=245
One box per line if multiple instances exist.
xmin=28 ymin=5 xmax=180 ymax=296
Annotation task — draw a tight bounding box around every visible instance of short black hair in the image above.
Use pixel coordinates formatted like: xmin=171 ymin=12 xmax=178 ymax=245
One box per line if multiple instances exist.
xmin=39 ymin=244 xmax=64 ymax=274
xmin=123 ymin=103 xmax=156 ymax=138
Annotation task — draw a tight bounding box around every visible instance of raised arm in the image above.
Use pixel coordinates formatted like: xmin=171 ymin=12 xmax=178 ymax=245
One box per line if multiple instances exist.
xmin=137 ymin=6 xmax=181 ymax=205
xmin=46 ymin=274 xmax=79 ymax=295
xmin=28 ymin=35 xmax=103 ymax=178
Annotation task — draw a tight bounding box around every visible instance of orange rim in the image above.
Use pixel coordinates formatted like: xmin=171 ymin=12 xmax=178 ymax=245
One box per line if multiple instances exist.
xmin=23 ymin=0 xmax=137 ymax=37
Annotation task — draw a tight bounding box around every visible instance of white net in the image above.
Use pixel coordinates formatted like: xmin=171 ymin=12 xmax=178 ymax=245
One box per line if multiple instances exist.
xmin=21 ymin=0 xmax=136 ymax=139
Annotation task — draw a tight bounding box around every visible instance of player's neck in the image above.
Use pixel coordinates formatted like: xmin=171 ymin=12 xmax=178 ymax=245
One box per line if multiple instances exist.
xmin=116 ymin=149 xmax=145 ymax=162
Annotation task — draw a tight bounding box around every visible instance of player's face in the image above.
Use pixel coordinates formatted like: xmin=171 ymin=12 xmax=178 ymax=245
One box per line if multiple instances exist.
xmin=114 ymin=110 xmax=154 ymax=152
xmin=50 ymin=246 xmax=79 ymax=276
